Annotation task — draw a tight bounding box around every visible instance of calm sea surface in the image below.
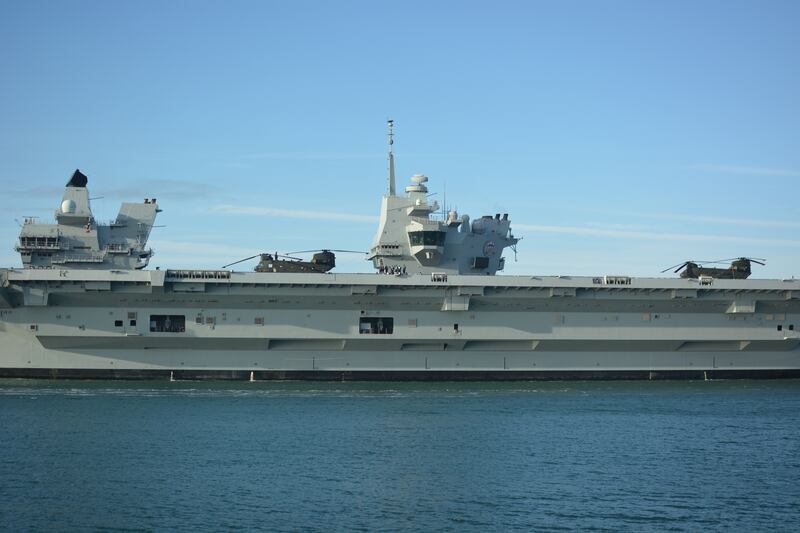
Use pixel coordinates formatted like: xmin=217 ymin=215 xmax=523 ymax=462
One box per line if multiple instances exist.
xmin=1 ymin=379 xmax=799 ymax=532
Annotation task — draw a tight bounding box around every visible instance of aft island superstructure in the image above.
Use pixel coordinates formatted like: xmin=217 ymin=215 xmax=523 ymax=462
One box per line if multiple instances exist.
xmin=0 ymin=123 xmax=798 ymax=380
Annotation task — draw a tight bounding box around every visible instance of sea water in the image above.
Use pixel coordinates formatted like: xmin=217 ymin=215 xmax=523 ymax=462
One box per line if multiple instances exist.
xmin=1 ymin=379 xmax=799 ymax=532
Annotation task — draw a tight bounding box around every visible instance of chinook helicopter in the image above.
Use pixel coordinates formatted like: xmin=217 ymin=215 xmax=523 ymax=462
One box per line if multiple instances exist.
xmin=661 ymin=257 xmax=766 ymax=280
xmin=222 ymin=249 xmax=365 ymax=273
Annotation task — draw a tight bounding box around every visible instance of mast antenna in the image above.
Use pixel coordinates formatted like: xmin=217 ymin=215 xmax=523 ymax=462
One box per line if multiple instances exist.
xmin=443 ymin=180 xmax=447 ymax=220
xmin=387 ymin=119 xmax=396 ymax=196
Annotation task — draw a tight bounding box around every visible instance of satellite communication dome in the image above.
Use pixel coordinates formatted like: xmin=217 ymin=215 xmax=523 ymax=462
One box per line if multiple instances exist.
xmin=405 ymin=174 xmax=430 ymax=194
xmin=61 ymin=199 xmax=77 ymax=214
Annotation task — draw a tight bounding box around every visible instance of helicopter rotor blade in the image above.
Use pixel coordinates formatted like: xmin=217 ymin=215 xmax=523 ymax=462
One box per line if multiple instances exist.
xmin=286 ymin=249 xmax=367 ymax=255
xmin=662 ymin=261 xmax=689 ymax=274
xmin=714 ymin=257 xmax=767 ymax=264
xmin=221 ymin=254 xmax=261 ymax=269
xmin=734 ymin=257 xmax=767 ymax=265
xmin=661 ymin=261 xmax=698 ymax=274
xmin=729 ymin=257 xmax=766 ymax=266
xmin=285 ymin=249 xmax=319 ymax=255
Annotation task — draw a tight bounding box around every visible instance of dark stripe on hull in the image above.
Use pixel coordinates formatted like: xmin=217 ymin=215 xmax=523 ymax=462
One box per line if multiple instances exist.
xmin=2 ymin=368 xmax=800 ymax=381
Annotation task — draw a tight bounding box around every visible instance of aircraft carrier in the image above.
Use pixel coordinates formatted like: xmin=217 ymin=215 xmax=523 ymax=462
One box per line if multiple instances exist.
xmin=1 ymin=123 xmax=798 ymax=380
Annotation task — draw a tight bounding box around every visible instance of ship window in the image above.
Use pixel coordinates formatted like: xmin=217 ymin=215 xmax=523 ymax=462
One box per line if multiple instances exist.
xmin=790 ymin=325 xmax=795 ymax=331
xmin=359 ymin=317 xmax=394 ymax=334
xmin=777 ymin=325 xmax=782 ymax=331
xmin=472 ymin=256 xmax=490 ymax=269
xmin=149 ymin=315 xmax=186 ymax=333
xmin=408 ymin=231 xmax=445 ymax=246
xmin=254 ymin=317 xmax=264 ymax=325
xmin=130 ymin=320 xmax=137 ymax=327
xmin=114 ymin=320 xmax=123 ymax=327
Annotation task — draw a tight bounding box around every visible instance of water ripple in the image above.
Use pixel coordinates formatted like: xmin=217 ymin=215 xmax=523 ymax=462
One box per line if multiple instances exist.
xmin=1 ymin=379 xmax=799 ymax=531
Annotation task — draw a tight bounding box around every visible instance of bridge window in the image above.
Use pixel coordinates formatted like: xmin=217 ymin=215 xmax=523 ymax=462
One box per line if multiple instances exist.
xmin=408 ymin=231 xmax=446 ymax=246
xmin=359 ymin=317 xmax=394 ymax=334
xmin=149 ymin=315 xmax=186 ymax=333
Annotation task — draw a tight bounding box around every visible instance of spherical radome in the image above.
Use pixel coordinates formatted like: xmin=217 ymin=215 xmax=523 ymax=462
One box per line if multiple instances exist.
xmin=61 ymin=199 xmax=76 ymax=214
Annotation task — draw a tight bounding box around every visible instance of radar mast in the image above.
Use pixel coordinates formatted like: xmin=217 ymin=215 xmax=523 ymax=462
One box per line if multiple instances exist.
xmin=387 ymin=119 xmax=396 ymax=196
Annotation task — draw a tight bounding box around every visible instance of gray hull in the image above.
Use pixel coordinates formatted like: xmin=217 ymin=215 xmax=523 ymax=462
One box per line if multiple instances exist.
xmin=1 ymin=268 xmax=798 ymax=380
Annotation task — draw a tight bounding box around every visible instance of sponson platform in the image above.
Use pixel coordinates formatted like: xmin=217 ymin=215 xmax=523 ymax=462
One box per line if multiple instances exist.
xmin=1 ymin=267 xmax=798 ymax=379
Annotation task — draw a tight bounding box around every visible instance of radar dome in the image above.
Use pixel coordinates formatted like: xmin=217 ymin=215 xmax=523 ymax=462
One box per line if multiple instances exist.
xmin=410 ymin=174 xmax=428 ymax=184
xmin=61 ymin=199 xmax=76 ymax=214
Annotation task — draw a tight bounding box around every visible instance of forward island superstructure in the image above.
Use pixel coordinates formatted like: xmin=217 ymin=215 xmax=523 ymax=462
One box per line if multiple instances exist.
xmin=0 ymin=124 xmax=798 ymax=380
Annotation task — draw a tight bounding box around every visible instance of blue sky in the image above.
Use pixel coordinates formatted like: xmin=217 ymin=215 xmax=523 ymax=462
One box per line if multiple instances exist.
xmin=1 ymin=1 xmax=798 ymax=277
